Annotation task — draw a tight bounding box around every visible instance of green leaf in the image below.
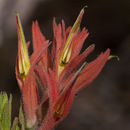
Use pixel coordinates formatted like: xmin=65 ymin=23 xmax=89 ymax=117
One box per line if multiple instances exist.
xmin=19 ymin=104 xmax=25 ymax=130
xmin=0 ymin=93 xmax=12 ymax=130
xmin=9 ymin=94 xmax=12 ymax=129
xmin=11 ymin=117 xmax=20 ymax=130
xmin=0 ymin=92 xmax=8 ymax=120
xmin=16 ymin=125 xmax=20 ymax=130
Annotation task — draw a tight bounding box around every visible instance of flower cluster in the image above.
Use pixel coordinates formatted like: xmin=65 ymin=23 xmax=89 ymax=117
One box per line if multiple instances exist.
xmin=16 ymin=8 xmax=110 ymax=130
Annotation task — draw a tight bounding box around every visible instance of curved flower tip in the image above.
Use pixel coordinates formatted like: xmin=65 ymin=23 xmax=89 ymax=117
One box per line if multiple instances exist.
xmin=16 ymin=14 xmax=30 ymax=81
xmin=58 ymin=7 xmax=86 ymax=75
xmin=108 ymin=55 xmax=119 ymax=61
xmin=16 ymin=14 xmax=39 ymax=129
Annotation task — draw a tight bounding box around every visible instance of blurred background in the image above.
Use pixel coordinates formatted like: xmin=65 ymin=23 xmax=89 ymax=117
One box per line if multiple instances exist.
xmin=0 ymin=0 xmax=130 ymax=129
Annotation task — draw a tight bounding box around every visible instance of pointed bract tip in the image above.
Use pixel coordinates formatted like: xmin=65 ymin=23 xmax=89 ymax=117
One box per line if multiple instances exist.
xmin=91 ymin=44 xmax=95 ymax=49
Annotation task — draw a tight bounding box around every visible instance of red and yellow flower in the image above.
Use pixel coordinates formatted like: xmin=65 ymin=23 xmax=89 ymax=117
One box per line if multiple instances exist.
xmin=16 ymin=7 xmax=110 ymax=130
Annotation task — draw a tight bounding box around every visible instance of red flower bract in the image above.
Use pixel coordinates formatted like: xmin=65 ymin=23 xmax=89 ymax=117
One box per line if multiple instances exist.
xmin=16 ymin=7 xmax=110 ymax=130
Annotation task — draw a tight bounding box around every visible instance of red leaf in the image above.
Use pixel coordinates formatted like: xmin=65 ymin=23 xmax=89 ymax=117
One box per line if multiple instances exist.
xmin=22 ymin=68 xmax=39 ymax=127
xmin=48 ymin=69 xmax=59 ymax=106
xmin=32 ymin=21 xmax=52 ymax=71
xmin=75 ymin=49 xmax=110 ymax=92
xmin=70 ymin=28 xmax=89 ymax=60
xmin=32 ymin=21 xmax=46 ymax=51
xmin=53 ymin=84 xmax=75 ymax=127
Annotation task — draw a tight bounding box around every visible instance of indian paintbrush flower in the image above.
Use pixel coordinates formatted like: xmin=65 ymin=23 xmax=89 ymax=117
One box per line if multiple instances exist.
xmin=16 ymin=7 xmax=110 ymax=130
xmin=16 ymin=13 xmax=50 ymax=128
